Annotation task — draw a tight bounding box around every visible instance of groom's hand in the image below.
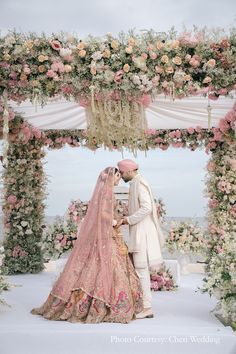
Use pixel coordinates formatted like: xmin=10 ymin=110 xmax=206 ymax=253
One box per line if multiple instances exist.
xmin=122 ymin=217 xmax=129 ymax=225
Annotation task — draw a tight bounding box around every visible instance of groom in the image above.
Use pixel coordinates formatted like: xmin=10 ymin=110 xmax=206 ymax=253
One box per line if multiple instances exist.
xmin=117 ymin=159 xmax=164 ymax=319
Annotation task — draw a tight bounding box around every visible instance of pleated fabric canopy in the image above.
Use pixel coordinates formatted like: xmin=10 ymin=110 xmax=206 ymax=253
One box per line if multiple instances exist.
xmin=10 ymin=93 xmax=235 ymax=130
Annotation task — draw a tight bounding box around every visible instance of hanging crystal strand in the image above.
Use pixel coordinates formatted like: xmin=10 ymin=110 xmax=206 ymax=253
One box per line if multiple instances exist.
xmin=89 ymin=85 xmax=96 ymax=113
xmin=2 ymin=92 xmax=9 ymax=168
xmin=172 ymin=81 xmax=175 ymax=101
xmin=33 ymin=90 xmax=38 ymax=112
xmin=207 ymin=92 xmax=212 ymax=130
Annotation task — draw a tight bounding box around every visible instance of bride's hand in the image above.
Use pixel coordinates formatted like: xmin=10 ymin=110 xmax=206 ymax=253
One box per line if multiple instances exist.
xmin=116 ymin=219 xmax=124 ymax=227
xmin=112 ymin=219 xmax=118 ymax=227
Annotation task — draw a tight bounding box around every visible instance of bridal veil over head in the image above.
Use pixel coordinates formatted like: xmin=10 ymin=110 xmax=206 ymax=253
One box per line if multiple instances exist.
xmin=51 ymin=167 xmax=116 ymax=306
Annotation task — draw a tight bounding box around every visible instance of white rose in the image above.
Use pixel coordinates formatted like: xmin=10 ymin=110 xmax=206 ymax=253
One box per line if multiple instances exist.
xmin=104 ymin=70 xmax=115 ymax=82
xmin=59 ymin=48 xmax=72 ymax=57
xmin=21 ymin=221 xmax=28 ymax=227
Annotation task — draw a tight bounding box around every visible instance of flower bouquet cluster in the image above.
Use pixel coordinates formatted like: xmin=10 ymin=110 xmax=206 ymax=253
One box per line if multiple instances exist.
xmin=40 ymin=217 xmax=78 ymax=261
xmin=0 ymin=246 xmax=14 ymax=307
xmin=40 ymin=199 xmax=89 ymax=261
xmin=1 ymin=29 xmax=235 ymax=147
xmin=150 ymin=264 xmax=177 ymax=291
xmin=154 ymin=197 xmax=166 ymax=222
xmin=165 ymin=221 xmax=208 ymax=255
xmin=67 ymin=199 xmax=89 ymax=223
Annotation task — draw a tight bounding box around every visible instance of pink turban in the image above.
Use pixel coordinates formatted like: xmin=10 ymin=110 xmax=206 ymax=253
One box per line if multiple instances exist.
xmin=117 ymin=159 xmax=139 ymax=173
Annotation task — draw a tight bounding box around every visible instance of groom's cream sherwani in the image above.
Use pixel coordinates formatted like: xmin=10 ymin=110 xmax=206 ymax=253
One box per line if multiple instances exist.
xmin=127 ymin=173 xmax=164 ymax=267
xmin=127 ymin=173 xmax=165 ymax=308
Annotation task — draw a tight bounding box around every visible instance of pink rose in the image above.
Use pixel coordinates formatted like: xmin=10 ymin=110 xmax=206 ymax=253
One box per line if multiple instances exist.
xmin=114 ymin=70 xmax=124 ymax=84
xmin=189 ymin=58 xmax=200 ymax=68
xmin=46 ymin=69 xmax=56 ymax=78
xmin=208 ymin=93 xmax=219 ymax=101
xmin=207 ymin=161 xmax=216 ymax=171
xmin=152 ymin=75 xmax=160 ymax=86
xmin=78 ymin=97 xmax=89 ymax=107
xmin=50 ymin=40 xmax=62 ymax=51
xmin=175 ymin=130 xmax=181 ymax=138
xmin=209 ymin=198 xmax=218 ymax=209
xmin=219 ymin=118 xmax=230 ymax=133
xmin=187 ymin=127 xmax=195 ymax=134
xmin=155 ymin=137 xmax=163 ymax=143
xmin=138 ymin=94 xmax=151 ymax=107
xmin=160 ymin=144 xmax=169 ymax=150
xmin=149 ymin=51 xmax=157 ymax=60
xmin=61 ymin=84 xmax=73 ymax=94
xmin=195 ymin=126 xmax=203 ymax=133
xmin=145 ymin=129 xmax=156 ymax=135
xmin=225 ymin=111 xmax=236 ymax=123
xmin=7 ymin=195 xmax=17 ymax=204
xmin=219 ymin=88 xmax=228 ymax=96
xmin=23 ymin=65 xmax=31 ymax=75
xmin=141 ymin=52 xmax=148 ymax=60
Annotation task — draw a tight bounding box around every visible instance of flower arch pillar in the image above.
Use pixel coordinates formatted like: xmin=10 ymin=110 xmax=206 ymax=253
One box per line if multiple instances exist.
xmin=1 ymin=117 xmax=46 ymax=274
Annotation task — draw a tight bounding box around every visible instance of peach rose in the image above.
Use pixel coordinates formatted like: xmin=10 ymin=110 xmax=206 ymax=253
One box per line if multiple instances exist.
xmin=183 ymin=74 xmax=191 ymax=81
xmin=111 ymin=40 xmax=119 ymax=50
xmin=165 ymin=66 xmax=174 ymax=74
xmin=90 ymin=67 xmax=97 ymax=75
xmin=31 ymin=80 xmax=40 ymax=87
xmin=38 ymin=55 xmax=47 ymax=62
xmin=161 ymin=55 xmax=169 ymax=64
xmin=79 ymin=50 xmax=86 ymax=58
xmin=156 ymin=41 xmax=164 ymax=50
xmin=155 ymin=66 xmax=164 ymax=74
xmin=206 ymin=59 xmax=216 ymax=68
xmin=123 ymin=64 xmax=130 ymax=73
xmin=172 ymin=56 xmax=182 ymax=65
xmin=3 ymin=54 xmax=11 ymax=61
xmin=25 ymin=40 xmax=34 ymax=49
xmin=77 ymin=41 xmax=85 ymax=50
xmin=20 ymin=73 xmax=27 ymax=81
xmin=203 ymin=76 xmax=212 ymax=84
xmin=128 ymin=37 xmax=136 ymax=46
xmin=64 ymin=64 xmax=72 ymax=73
xmin=171 ymin=40 xmax=180 ymax=49
xmin=125 ymin=46 xmax=133 ymax=54
xmin=103 ymin=49 xmax=111 ymax=58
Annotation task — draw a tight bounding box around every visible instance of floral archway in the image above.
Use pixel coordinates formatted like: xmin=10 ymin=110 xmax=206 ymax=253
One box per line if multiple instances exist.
xmin=0 ymin=29 xmax=235 ymax=327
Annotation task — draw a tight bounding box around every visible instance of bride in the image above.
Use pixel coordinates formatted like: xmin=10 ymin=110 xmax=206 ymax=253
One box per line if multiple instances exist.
xmin=31 ymin=167 xmax=143 ymax=323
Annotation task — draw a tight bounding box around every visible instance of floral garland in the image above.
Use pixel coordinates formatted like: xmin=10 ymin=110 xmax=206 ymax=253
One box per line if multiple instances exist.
xmin=0 ymin=29 xmax=235 ymax=103
xmin=165 ymin=221 xmax=208 ymax=255
xmin=0 ymin=29 xmax=236 ymax=145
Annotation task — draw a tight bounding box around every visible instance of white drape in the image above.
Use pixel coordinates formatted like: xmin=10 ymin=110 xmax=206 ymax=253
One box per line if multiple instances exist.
xmin=10 ymin=94 xmax=235 ymax=130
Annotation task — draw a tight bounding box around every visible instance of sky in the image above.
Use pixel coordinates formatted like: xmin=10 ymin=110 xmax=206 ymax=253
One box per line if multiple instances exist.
xmin=0 ymin=0 xmax=235 ymax=217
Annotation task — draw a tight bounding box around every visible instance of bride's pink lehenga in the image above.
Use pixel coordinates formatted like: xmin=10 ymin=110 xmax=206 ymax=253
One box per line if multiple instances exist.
xmin=31 ymin=167 xmax=143 ymax=323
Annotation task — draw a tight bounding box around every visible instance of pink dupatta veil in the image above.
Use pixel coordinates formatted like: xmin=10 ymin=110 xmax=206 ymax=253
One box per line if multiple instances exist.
xmin=51 ymin=167 xmax=115 ymax=306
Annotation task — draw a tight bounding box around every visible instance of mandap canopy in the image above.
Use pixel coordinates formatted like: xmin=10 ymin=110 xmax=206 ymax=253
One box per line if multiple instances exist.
xmin=0 ymin=29 xmax=235 ymax=328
